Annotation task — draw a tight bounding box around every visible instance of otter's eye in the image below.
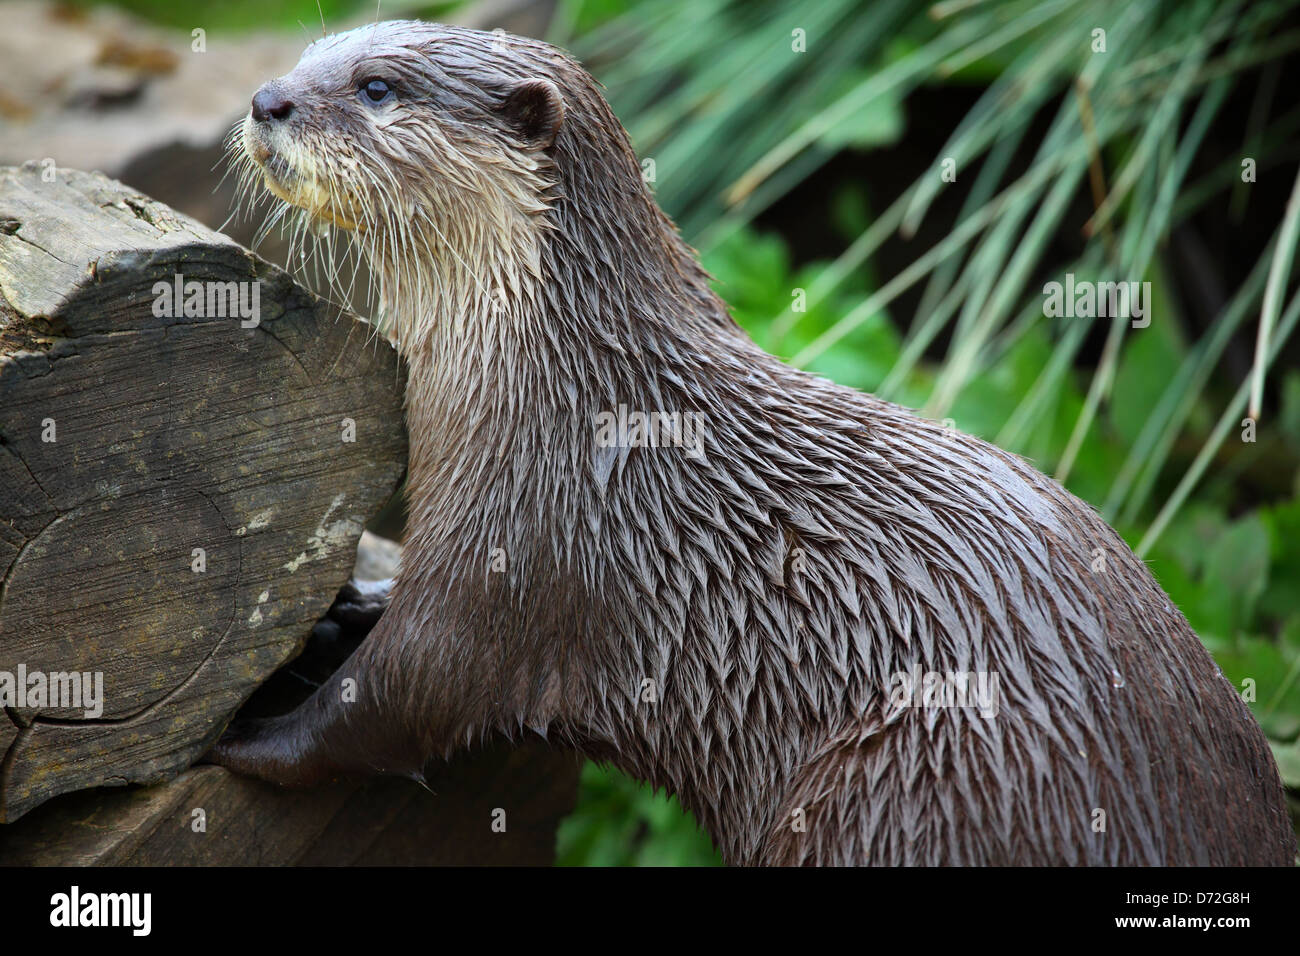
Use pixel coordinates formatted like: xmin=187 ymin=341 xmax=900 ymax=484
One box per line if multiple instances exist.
xmin=360 ymin=78 xmax=393 ymax=104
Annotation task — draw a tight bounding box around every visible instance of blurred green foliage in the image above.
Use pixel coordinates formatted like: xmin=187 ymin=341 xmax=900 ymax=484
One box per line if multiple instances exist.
xmin=555 ymin=763 xmax=721 ymax=866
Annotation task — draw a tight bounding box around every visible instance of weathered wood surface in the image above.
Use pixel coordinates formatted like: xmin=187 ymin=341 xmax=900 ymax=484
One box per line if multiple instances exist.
xmin=0 ymin=163 xmax=408 ymax=822
xmin=0 ymin=745 xmax=578 ymax=866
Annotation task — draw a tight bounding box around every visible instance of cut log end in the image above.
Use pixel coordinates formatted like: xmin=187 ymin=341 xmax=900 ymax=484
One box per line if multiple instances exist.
xmin=0 ymin=164 xmax=407 ymax=822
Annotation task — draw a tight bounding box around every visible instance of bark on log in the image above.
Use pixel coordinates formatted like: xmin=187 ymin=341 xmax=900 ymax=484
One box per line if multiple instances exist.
xmin=0 ymin=162 xmax=407 ymax=822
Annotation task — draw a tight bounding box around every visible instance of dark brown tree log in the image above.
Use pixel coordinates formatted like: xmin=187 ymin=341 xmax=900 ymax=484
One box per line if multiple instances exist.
xmin=0 ymin=744 xmax=578 ymax=866
xmin=0 ymin=162 xmax=409 ymax=823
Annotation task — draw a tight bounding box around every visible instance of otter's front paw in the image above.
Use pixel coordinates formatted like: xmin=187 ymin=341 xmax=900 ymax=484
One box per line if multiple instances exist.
xmin=200 ymin=717 xmax=269 ymax=776
xmin=202 ymin=716 xmax=329 ymax=788
xmin=309 ymin=578 xmax=391 ymax=653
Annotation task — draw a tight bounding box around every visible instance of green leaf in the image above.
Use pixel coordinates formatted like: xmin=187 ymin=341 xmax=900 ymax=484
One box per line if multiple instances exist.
xmin=1213 ymin=629 xmax=1300 ymax=741
xmin=1110 ymin=314 xmax=1186 ymax=450
xmin=1259 ymin=497 xmax=1300 ymax=624
xmin=1200 ymin=514 xmax=1271 ymax=636
xmin=1269 ymin=739 xmax=1300 ymax=788
xmin=816 ymin=73 xmax=905 ymax=150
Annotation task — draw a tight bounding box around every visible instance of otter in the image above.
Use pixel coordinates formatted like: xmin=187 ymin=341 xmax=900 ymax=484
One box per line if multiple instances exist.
xmin=211 ymin=20 xmax=1296 ymax=866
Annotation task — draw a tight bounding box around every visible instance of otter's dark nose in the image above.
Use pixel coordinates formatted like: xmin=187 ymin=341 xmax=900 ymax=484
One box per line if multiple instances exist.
xmin=251 ymin=84 xmax=295 ymax=123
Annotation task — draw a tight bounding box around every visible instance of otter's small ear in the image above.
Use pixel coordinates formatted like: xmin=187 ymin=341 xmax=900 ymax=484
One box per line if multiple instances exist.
xmin=499 ymin=79 xmax=564 ymax=149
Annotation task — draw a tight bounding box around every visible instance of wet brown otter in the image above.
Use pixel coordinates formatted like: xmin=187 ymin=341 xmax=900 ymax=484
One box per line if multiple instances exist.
xmin=212 ymin=20 xmax=1296 ymax=866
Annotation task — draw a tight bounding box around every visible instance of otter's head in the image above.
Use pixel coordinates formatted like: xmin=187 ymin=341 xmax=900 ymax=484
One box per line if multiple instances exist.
xmin=234 ymin=21 xmax=614 ymax=343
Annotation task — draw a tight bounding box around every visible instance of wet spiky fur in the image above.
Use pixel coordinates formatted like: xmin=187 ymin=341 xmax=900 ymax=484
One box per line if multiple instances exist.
xmin=214 ymin=21 xmax=1296 ymax=866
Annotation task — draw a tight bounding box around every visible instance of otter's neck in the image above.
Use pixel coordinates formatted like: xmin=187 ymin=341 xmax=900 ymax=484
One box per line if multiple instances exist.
xmin=379 ymin=122 xmax=802 ymax=864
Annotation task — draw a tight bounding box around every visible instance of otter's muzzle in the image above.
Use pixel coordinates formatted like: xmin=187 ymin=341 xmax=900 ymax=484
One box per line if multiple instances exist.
xmin=251 ymin=82 xmax=295 ymax=124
